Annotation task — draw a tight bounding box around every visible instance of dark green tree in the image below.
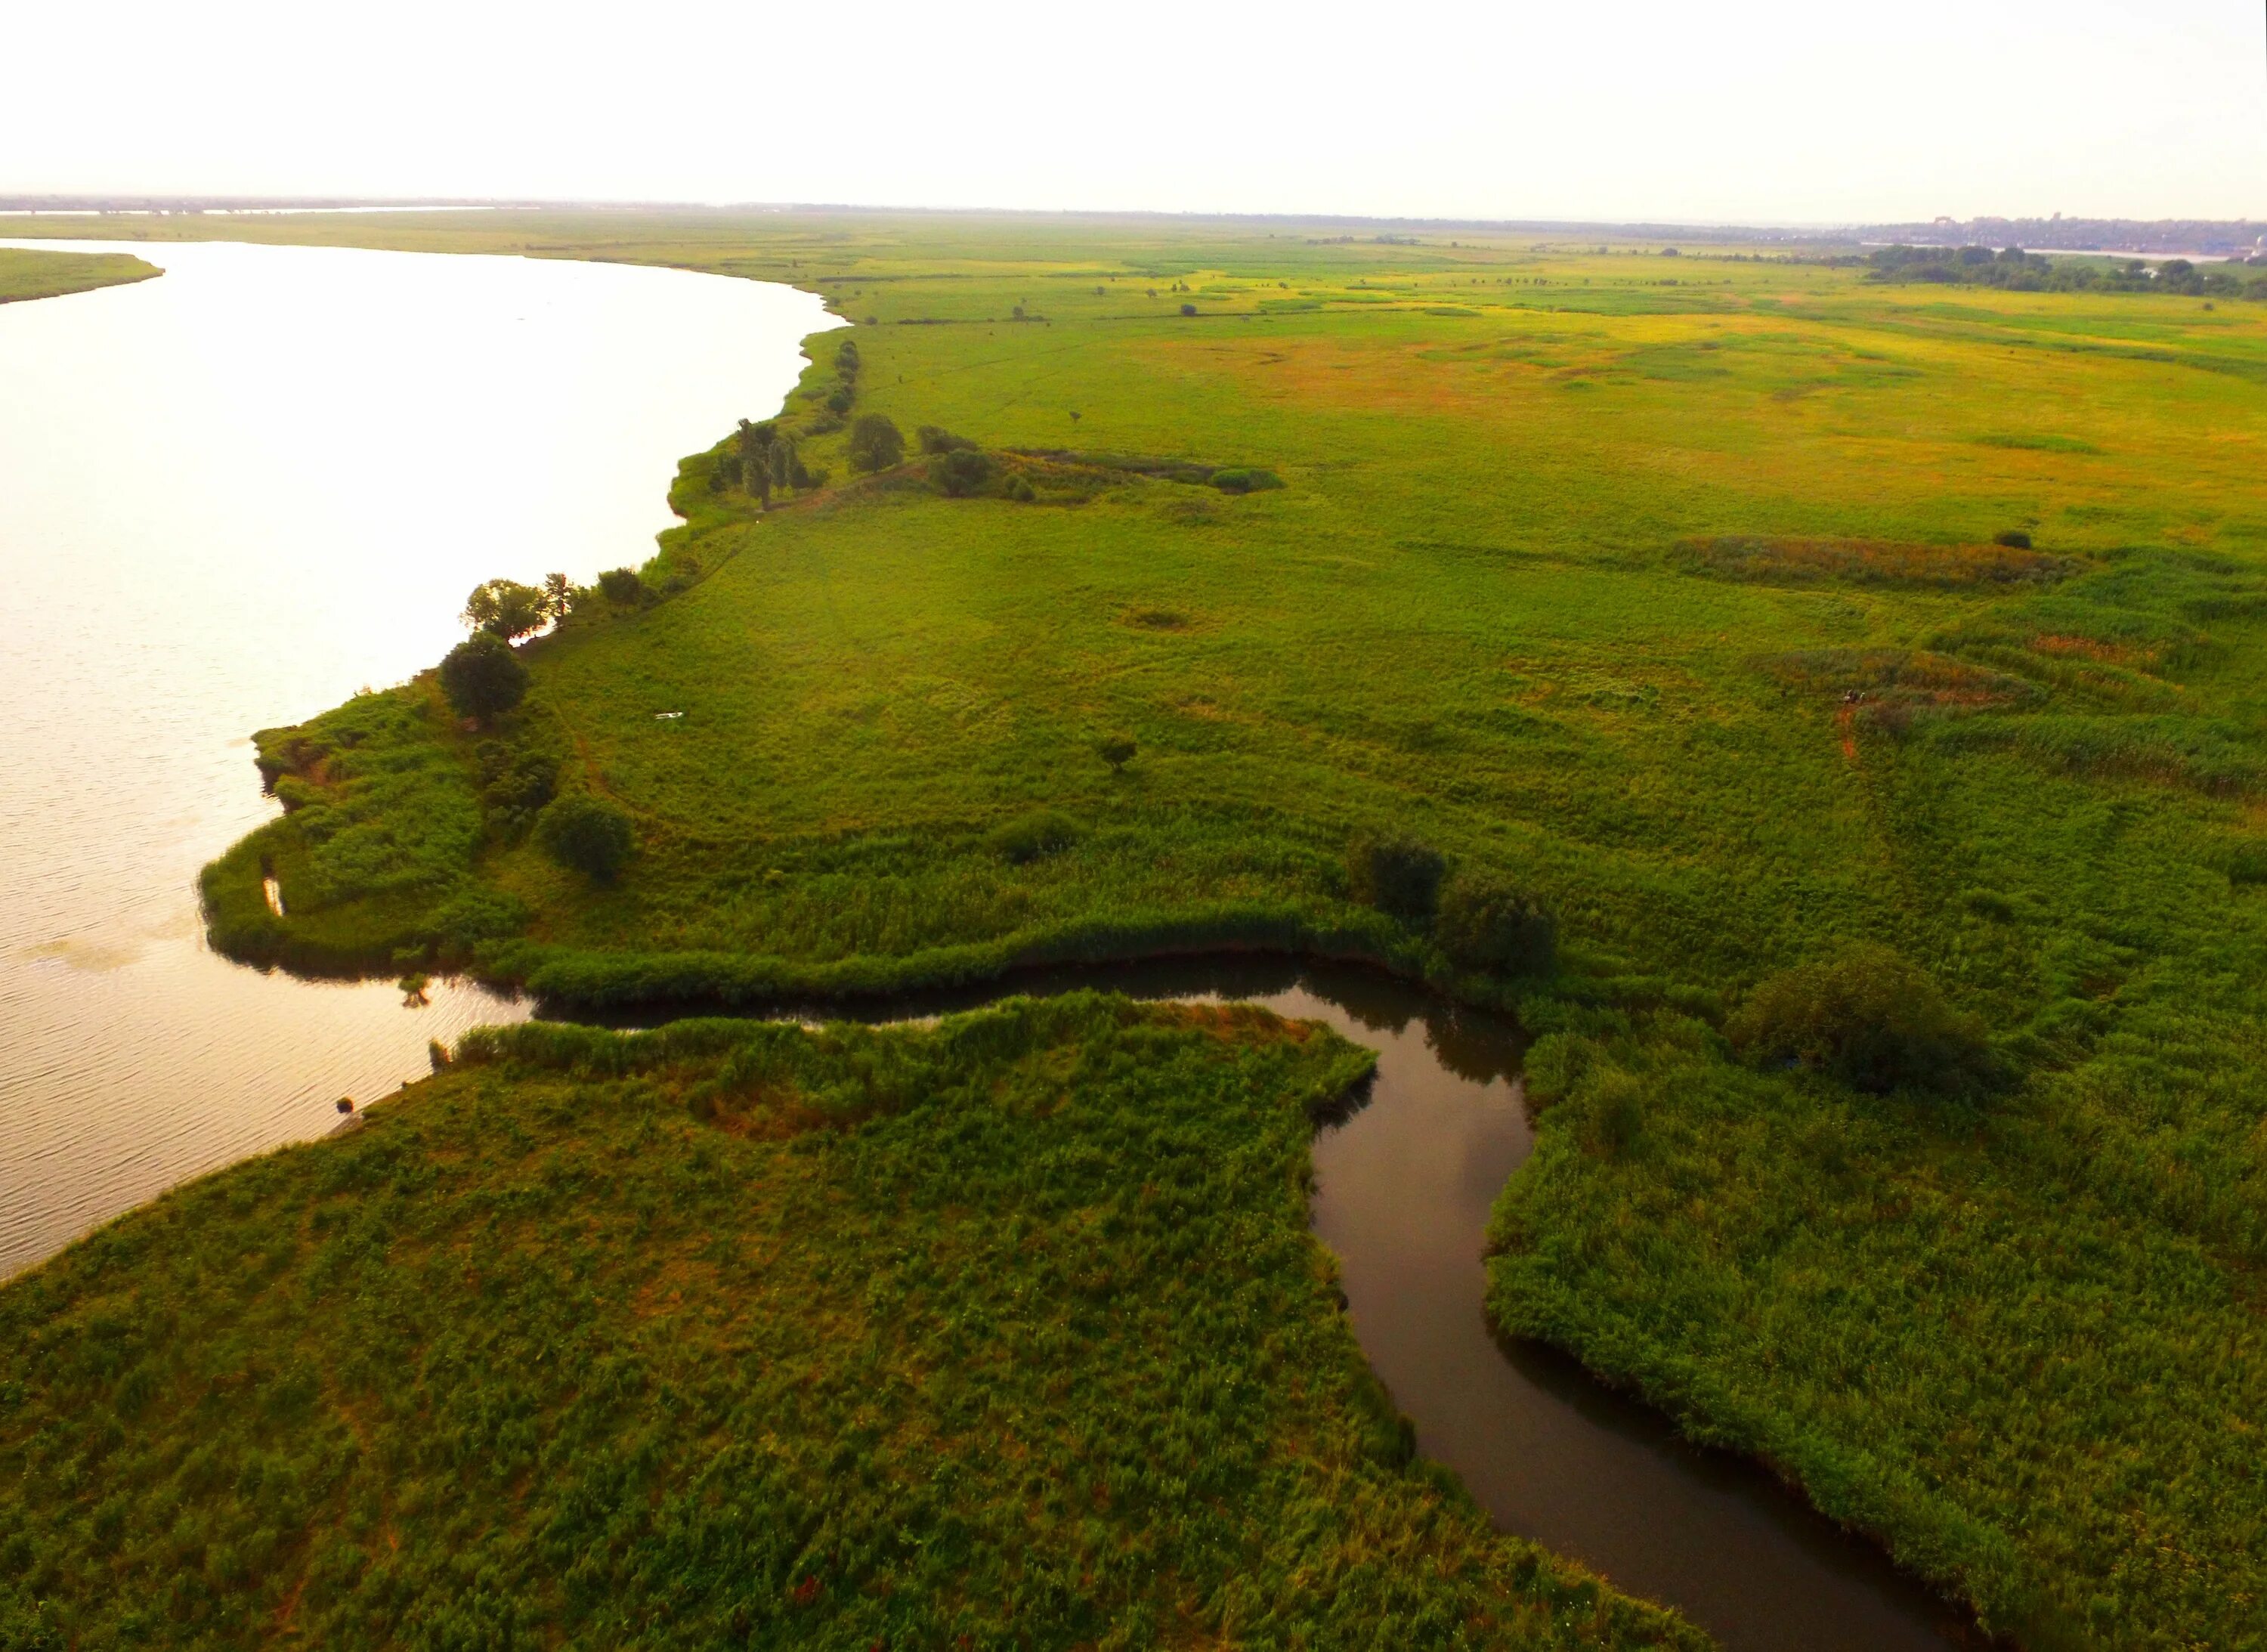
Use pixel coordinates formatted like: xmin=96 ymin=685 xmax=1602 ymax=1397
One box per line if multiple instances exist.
xmin=1345 ymin=832 xmax=1446 ymax=921
xmin=1098 ymin=733 xmax=1137 ymax=773
xmin=438 ymin=633 xmax=527 ymax=724
xmin=847 ymin=413 xmax=906 ymax=474
xmin=535 ymin=793 xmax=636 ymax=880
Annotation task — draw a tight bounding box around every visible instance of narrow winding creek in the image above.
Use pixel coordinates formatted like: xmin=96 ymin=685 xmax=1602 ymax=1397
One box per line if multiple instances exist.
xmin=2 ymin=240 xmax=1971 ymax=1647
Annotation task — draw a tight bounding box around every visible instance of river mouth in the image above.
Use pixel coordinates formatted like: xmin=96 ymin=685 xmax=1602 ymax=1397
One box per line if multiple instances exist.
xmin=586 ymin=952 xmax=1982 ymax=1652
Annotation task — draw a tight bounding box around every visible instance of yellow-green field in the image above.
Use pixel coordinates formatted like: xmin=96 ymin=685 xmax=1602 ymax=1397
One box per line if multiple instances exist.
xmin=0 ymin=245 xmax=159 ymax=304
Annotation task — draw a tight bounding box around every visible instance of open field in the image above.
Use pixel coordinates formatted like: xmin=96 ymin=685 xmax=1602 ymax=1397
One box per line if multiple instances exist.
xmin=0 ymin=995 xmax=1699 ymax=1650
xmin=0 ymin=246 xmax=158 ymax=304
xmin=23 ymin=209 xmax=2267 ymax=1641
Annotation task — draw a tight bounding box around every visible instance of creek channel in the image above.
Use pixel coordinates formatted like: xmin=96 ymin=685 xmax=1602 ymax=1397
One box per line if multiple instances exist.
xmin=0 ymin=236 xmax=1972 ymax=1649
xmin=602 ymin=954 xmax=1981 ymax=1652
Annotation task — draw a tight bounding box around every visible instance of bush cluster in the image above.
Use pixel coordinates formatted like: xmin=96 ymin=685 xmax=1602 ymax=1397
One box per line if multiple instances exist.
xmin=536 ymin=793 xmax=636 ymax=880
xmin=930 ymin=447 xmax=997 ymax=497
xmin=985 ymin=809 xmax=1081 ymax=865
xmin=1437 ymin=874 xmax=1556 ymax=976
xmin=438 ymin=633 xmax=527 ymax=722
xmin=847 ymin=413 xmax=905 ymax=474
xmin=1726 ymin=942 xmax=1993 ymax=1096
xmin=1344 ymin=832 xmax=1447 ymax=921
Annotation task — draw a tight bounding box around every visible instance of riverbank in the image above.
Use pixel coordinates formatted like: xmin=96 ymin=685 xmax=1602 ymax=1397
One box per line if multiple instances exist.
xmin=0 ymin=993 xmax=1706 ymax=1650
xmin=165 ymin=212 xmax=2267 ymax=1644
xmin=0 ymin=246 xmax=157 ymax=303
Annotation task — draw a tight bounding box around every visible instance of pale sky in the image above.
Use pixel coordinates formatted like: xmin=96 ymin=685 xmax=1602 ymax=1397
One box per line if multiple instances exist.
xmin=11 ymin=0 xmax=2263 ymax=223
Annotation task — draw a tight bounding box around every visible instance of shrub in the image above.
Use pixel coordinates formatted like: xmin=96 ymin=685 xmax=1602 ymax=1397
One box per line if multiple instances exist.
xmin=985 ymin=809 xmax=1081 ymax=865
xmin=1004 ymin=474 xmax=1037 ymax=502
xmin=1726 ymin=942 xmax=1993 ymax=1096
xmin=1211 ymin=468 xmax=1284 ymax=495
xmin=1098 ymin=734 xmax=1137 ymax=772
xmin=535 ymin=794 xmax=636 ymax=880
xmin=825 ymin=384 xmax=855 ymax=416
xmin=834 ymin=339 xmax=860 ymax=374
xmin=918 ymin=425 xmax=977 ymax=455
xmin=1180 ymin=303 xmax=1198 ymax=317
xmin=475 ymin=740 xmax=558 ymax=837
xmin=1345 ymin=831 xmax=1447 ymax=921
xmin=846 ymin=413 xmax=906 ymax=474
xmin=438 ymin=633 xmax=527 ymax=723
xmin=930 ymin=448 xmax=997 ymax=498
xmin=596 ymin=567 xmax=645 ymax=606
xmin=1436 ymin=874 xmax=1555 ymax=976
xmin=1994 ymin=528 xmax=2033 ymax=549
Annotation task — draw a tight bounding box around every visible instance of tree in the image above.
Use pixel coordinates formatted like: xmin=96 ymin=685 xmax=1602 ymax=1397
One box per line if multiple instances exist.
xmin=543 ymin=571 xmax=573 ymax=623
xmin=1727 ymin=943 xmax=1993 ymax=1097
xmin=736 ymin=419 xmax=774 ymax=506
xmin=535 ymin=793 xmax=636 ymax=880
xmin=1098 ymin=733 xmax=1137 ymax=773
xmin=597 ymin=567 xmax=645 ymax=605
xmin=929 ymin=448 xmax=996 ymax=497
xmin=847 ymin=413 xmax=905 ymax=474
xmin=462 ymin=580 xmax=550 ymax=642
xmin=1345 ymin=832 xmax=1446 ymax=921
xmin=1436 ymin=874 xmax=1555 ymax=976
xmin=438 ymin=632 xmax=527 ymax=724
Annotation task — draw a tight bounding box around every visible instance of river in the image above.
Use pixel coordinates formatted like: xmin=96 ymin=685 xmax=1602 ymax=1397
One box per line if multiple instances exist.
xmin=0 ymin=237 xmax=837 ymax=1278
xmin=0 ymin=239 xmax=1972 ymax=1649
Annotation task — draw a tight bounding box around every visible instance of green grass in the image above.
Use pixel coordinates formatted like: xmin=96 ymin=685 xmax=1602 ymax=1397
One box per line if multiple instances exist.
xmin=0 ymin=246 xmax=159 ymax=305
xmin=0 ymin=994 xmax=1699 ymax=1650
xmin=75 ymin=208 xmax=2267 ymax=1642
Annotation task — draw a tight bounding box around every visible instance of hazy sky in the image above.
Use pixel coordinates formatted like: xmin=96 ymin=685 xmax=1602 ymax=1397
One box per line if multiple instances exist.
xmin=11 ymin=1 xmax=2262 ymax=222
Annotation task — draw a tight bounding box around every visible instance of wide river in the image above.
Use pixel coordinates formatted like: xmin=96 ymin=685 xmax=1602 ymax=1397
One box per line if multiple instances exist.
xmin=0 ymin=239 xmax=1971 ymax=1649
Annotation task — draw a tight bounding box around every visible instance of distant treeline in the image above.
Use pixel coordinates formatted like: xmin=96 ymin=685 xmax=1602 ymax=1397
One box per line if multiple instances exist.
xmin=1860 ymin=217 xmax=2267 ymax=256
xmin=1864 ymin=243 xmax=2267 ymax=296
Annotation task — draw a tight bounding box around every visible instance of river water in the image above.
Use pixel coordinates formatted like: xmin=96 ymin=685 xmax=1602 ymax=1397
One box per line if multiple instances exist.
xmin=0 ymin=239 xmax=836 ymax=1278
xmin=0 ymin=240 xmax=1973 ymax=1649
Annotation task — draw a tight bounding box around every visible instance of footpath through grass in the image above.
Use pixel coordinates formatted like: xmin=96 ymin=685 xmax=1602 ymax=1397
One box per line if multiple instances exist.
xmin=0 ymin=246 xmax=158 ymax=305
xmin=33 ymin=207 xmax=2267 ymax=1643
xmin=0 ymin=994 xmax=1699 ymax=1650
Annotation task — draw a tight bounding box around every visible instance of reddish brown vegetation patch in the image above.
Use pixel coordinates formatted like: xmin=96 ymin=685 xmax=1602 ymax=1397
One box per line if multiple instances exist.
xmin=1676 ymin=535 xmax=2076 ymax=589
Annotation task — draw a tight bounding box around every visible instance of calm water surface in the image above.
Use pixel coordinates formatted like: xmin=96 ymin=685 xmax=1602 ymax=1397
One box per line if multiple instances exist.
xmin=0 ymin=240 xmax=835 ymax=1276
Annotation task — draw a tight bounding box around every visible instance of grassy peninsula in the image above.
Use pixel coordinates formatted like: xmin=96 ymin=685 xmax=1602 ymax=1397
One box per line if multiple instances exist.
xmin=0 ymin=246 xmax=159 ymax=305
xmin=0 ymin=995 xmax=1698 ymax=1650
xmin=132 ymin=210 xmax=2267 ymax=1642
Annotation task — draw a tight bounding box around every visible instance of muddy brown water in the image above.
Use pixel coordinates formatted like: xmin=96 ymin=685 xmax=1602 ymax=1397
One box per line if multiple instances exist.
xmin=625 ymin=955 xmax=1978 ymax=1652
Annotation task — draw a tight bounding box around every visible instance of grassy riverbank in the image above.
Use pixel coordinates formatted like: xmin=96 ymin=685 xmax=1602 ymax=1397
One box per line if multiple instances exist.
xmin=0 ymin=246 xmax=158 ymax=304
xmin=0 ymin=995 xmax=1699 ymax=1650
xmin=162 ymin=211 xmax=2267 ymax=1641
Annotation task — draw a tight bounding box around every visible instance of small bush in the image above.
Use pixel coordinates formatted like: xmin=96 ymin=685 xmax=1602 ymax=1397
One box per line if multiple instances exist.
xmin=1436 ymin=874 xmax=1555 ymax=976
xmin=1180 ymin=303 xmax=1198 ymax=317
xmin=825 ymin=384 xmax=855 ymax=416
xmin=846 ymin=413 xmax=906 ymax=474
xmin=1004 ymin=474 xmax=1037 ymax=502
xmin=1098 ymin=734 xmax=1137 ymax=772
xmin=930 ymin=448 xmax=997 ymax=498
xmin=536 ymin=794 xmax=636 ymax=881
xmin=1211 ymin=468 xmax=1284 ymax=495
xmin=1994 ymin=528 xmax=2033 ymax=549
xmin=1346 ymin=832 xmax=1447 ymax=921
xmin=596 ymin=567 xmax=645 ymax=606
xmin=917 ymin=425 xmax=977 ymax=455
xmin=1727 ymin=942 xmax=1993 ymax=1097
xmin=985 ymin=809 xmax=1082 ymax=865
xmin=438 ymin=633 xmax=527 ymax=723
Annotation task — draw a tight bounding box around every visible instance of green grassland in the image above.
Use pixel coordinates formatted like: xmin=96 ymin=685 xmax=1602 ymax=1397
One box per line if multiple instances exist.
xmin=0 ymin=995 xmax=1700 ymax=1650
xmin=0 ymin=246 xmax=159 ymax=304
xmin=36 ymin=209 xmax=2267 ymax=1641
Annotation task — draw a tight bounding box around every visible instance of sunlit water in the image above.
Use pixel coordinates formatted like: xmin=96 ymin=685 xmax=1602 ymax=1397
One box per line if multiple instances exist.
xmin=0 ymin=239 xmax=836 ymax=1277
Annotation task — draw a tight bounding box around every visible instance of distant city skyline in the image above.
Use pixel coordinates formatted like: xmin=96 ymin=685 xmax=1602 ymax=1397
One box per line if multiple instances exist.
xmin=10 ymin=0 xmax=2262 ymax=223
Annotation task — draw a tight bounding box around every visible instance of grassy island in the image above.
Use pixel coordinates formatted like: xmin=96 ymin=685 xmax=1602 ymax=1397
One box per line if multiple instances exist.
xmin=0 ymin=246 xmax=159 ymax=305
xmin=0 ymin=995 xmax=1699 ymax=1650
xmin=16 ymin=206 xmax=2257 ymax=1643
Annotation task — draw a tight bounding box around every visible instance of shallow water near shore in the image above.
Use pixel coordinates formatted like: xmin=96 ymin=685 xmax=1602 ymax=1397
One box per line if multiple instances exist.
xmin=602 ymin=954 xmax=1978 ymax=1651
xmin=0 ymin=239 xmax=833 ymax=1277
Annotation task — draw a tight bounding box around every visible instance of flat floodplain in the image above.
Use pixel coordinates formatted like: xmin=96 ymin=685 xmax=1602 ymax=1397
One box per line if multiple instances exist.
xmin=17 ymin=209 xmax=2267 ymax=1645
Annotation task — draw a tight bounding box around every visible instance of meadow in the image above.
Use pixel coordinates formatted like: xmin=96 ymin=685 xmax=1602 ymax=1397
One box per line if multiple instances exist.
xmin=20 ymin=207 xmax=2267 ymax=1642
xmin=0 ymin=995 xmax=1699 ymax=1650
xmin=0 ymin=246 xmax=157 ymax=304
